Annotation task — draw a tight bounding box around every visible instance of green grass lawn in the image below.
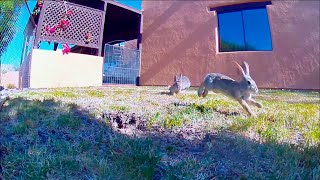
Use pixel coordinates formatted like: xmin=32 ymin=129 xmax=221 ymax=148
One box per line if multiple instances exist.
xmin=0 ymin=86 xmax=319 ymax=179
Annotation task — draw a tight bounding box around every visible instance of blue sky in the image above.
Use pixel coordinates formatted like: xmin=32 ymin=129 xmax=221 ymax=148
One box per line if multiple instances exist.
xmin=1 ymin=0 xmax=142 ymax=69
xmin=1 ymin=1 xmax=37 ymax=68
xmin=117 ymin=0 xmax=141 ymax=10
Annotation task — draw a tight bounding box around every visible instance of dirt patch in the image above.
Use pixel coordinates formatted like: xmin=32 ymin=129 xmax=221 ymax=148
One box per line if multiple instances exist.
xmin=102 ymin=111 xmax=148 ymax=131
xmin=100 ymin=110 xmax=260 ymax=178
xmin=101 ymin=111 xmax=210 ymax=161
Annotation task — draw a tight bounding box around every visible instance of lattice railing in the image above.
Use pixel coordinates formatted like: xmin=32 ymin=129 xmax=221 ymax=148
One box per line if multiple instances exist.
xmin=34 ymin=0 xmax=105 ymax=54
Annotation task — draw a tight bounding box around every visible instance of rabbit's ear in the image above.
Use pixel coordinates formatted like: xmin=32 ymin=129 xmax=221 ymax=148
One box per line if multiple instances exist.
xmin=243 ymin=61 xmax=250 ymax=76
xmin=180 ymin=74 xmax=183 ymax=79
xmin=233 ymin=61 xmax=245 ymax=76
xmin=174 ymin=75 xmax=178 ymax=82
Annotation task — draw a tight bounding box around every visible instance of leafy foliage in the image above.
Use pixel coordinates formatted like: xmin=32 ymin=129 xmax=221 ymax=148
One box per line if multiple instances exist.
xmin=0 ymin=0 xmax=25 ymax=57
xmin=220 ymin=40 xmax=257 ymax=52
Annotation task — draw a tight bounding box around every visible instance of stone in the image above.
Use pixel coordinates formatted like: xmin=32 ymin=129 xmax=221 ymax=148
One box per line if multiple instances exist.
xmin=0 ymin=95 xmax=9 ymax=110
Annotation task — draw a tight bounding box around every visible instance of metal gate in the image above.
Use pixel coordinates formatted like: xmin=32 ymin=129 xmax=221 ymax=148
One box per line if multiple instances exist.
xmin=103 ymin=44 xmax=140 ymax=85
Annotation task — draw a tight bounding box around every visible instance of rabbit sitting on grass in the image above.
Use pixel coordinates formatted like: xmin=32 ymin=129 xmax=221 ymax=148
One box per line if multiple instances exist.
xmin=169 ymin=74 xmax=191 ymax=95
xmin=198 ymin=61 xmax=262 ymax=116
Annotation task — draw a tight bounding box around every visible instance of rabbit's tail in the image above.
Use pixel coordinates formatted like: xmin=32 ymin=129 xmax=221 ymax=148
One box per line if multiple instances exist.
xmin=198 ymin=82 xmax=206 ymax=97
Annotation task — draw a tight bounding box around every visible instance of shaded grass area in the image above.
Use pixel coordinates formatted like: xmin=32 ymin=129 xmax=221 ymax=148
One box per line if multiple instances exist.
xmin=1 ymin=87 xmax=319 ymax=179
xmin=0 ymin=98 xmax=160 ymax=179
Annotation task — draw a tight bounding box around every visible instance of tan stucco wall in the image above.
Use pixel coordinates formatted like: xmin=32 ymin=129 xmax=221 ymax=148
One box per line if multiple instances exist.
xmin=140 ymin=0 xmax=320 ymax=90
xmin=30 ymin=49 xmax=103 ymax=88
xmin=1 ymin=71 xmax=19 ymax=88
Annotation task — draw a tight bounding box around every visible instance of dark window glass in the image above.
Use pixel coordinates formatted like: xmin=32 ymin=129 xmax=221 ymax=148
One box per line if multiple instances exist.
xmin=217 ymin=5 xmax=272 ymax=52
xmin=242 ymin=8 xmax=272 ymax=51
xmin=218 ymin=11 xmax=246 ymax=52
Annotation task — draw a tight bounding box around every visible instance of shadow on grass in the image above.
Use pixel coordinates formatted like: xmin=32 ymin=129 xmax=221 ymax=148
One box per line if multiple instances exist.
xmin=0 ymin=98 xmax=319 ymax=179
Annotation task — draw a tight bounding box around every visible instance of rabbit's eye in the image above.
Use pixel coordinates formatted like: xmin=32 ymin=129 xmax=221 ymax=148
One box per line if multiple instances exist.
xmin=247 ymin=81 xmax=251 ymax=85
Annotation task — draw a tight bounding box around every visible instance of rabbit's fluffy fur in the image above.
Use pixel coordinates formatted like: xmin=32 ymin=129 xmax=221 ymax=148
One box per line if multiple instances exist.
xmin=198 ymin=61 xmax=262 ymax=116
xmin=169 ymin=74 xmax=191 ymax=95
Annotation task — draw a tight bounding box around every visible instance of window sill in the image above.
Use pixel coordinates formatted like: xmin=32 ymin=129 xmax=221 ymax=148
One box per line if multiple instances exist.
xmin=216 ymin=50 xmax=273 ymax=55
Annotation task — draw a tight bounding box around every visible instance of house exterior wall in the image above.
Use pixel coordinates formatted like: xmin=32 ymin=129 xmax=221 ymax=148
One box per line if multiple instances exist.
xmin=29 ymin=49 xmax=103 ymax=88
xmin=1 ymin=71 xmax=20 ymax=89
xmin=124 ymin=39 xmax=138 ymax=49
xmin=140 ymin=0 xmax=320 ymax=90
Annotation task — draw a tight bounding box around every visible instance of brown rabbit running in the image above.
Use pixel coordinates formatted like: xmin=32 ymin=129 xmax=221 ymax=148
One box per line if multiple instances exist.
xmin=198 ymin=61 xmax=262 ymax=116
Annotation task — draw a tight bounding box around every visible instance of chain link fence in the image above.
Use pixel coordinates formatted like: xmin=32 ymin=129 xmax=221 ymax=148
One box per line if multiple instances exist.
xmin=103 ymin=43 xmax=140 ymax=85
xmin=0 ymin=0 xmax=36 ymax=89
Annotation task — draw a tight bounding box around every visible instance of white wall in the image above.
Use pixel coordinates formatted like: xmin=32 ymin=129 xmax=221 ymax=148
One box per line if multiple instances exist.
xmin=30 ymin=49 xmax=103 ymax=88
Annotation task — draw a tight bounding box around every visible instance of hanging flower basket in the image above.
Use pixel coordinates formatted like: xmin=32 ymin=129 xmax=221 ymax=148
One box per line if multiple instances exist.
xmin=45 ymin=25 xmax=56 ymax=34
xmin=62 ymin=44 xmax=71 ymax=55
xmin=84 ymin=33 xmax=93 ymax=44
xmin=57 ymin=19 xmax=70 ymax=31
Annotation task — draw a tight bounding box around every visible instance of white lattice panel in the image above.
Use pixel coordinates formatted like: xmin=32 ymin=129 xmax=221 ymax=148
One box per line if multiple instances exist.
xmin=37 ymin=1 xmax=104 ymax=49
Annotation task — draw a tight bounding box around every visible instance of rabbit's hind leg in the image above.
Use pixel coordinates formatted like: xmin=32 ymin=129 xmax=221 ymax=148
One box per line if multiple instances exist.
xmin=237 ymin=99 xmax=254 ymax=117
xmin=247 ymin=99 xmax=262 ymax=108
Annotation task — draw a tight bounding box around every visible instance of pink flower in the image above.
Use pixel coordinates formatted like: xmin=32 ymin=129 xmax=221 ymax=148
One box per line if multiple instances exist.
xmin=61 ymin=19 xmax=69 ymax=26
xmin=85 ymin=33 xmax=93 ymax=43
xmin=62 ymin=44 xmax=71 ymax=55
xmin=37 ymin=0 xmax=43 ymax=8
xmin=37 ymin=0 xmax=43 ymax=6
xmin=45 ymin=25 xmax=56 ymax=34
xmin=57 ymin=19 xmax=69 ymax=30
xmin=66 ymin=9 xmax=73 ymax=16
